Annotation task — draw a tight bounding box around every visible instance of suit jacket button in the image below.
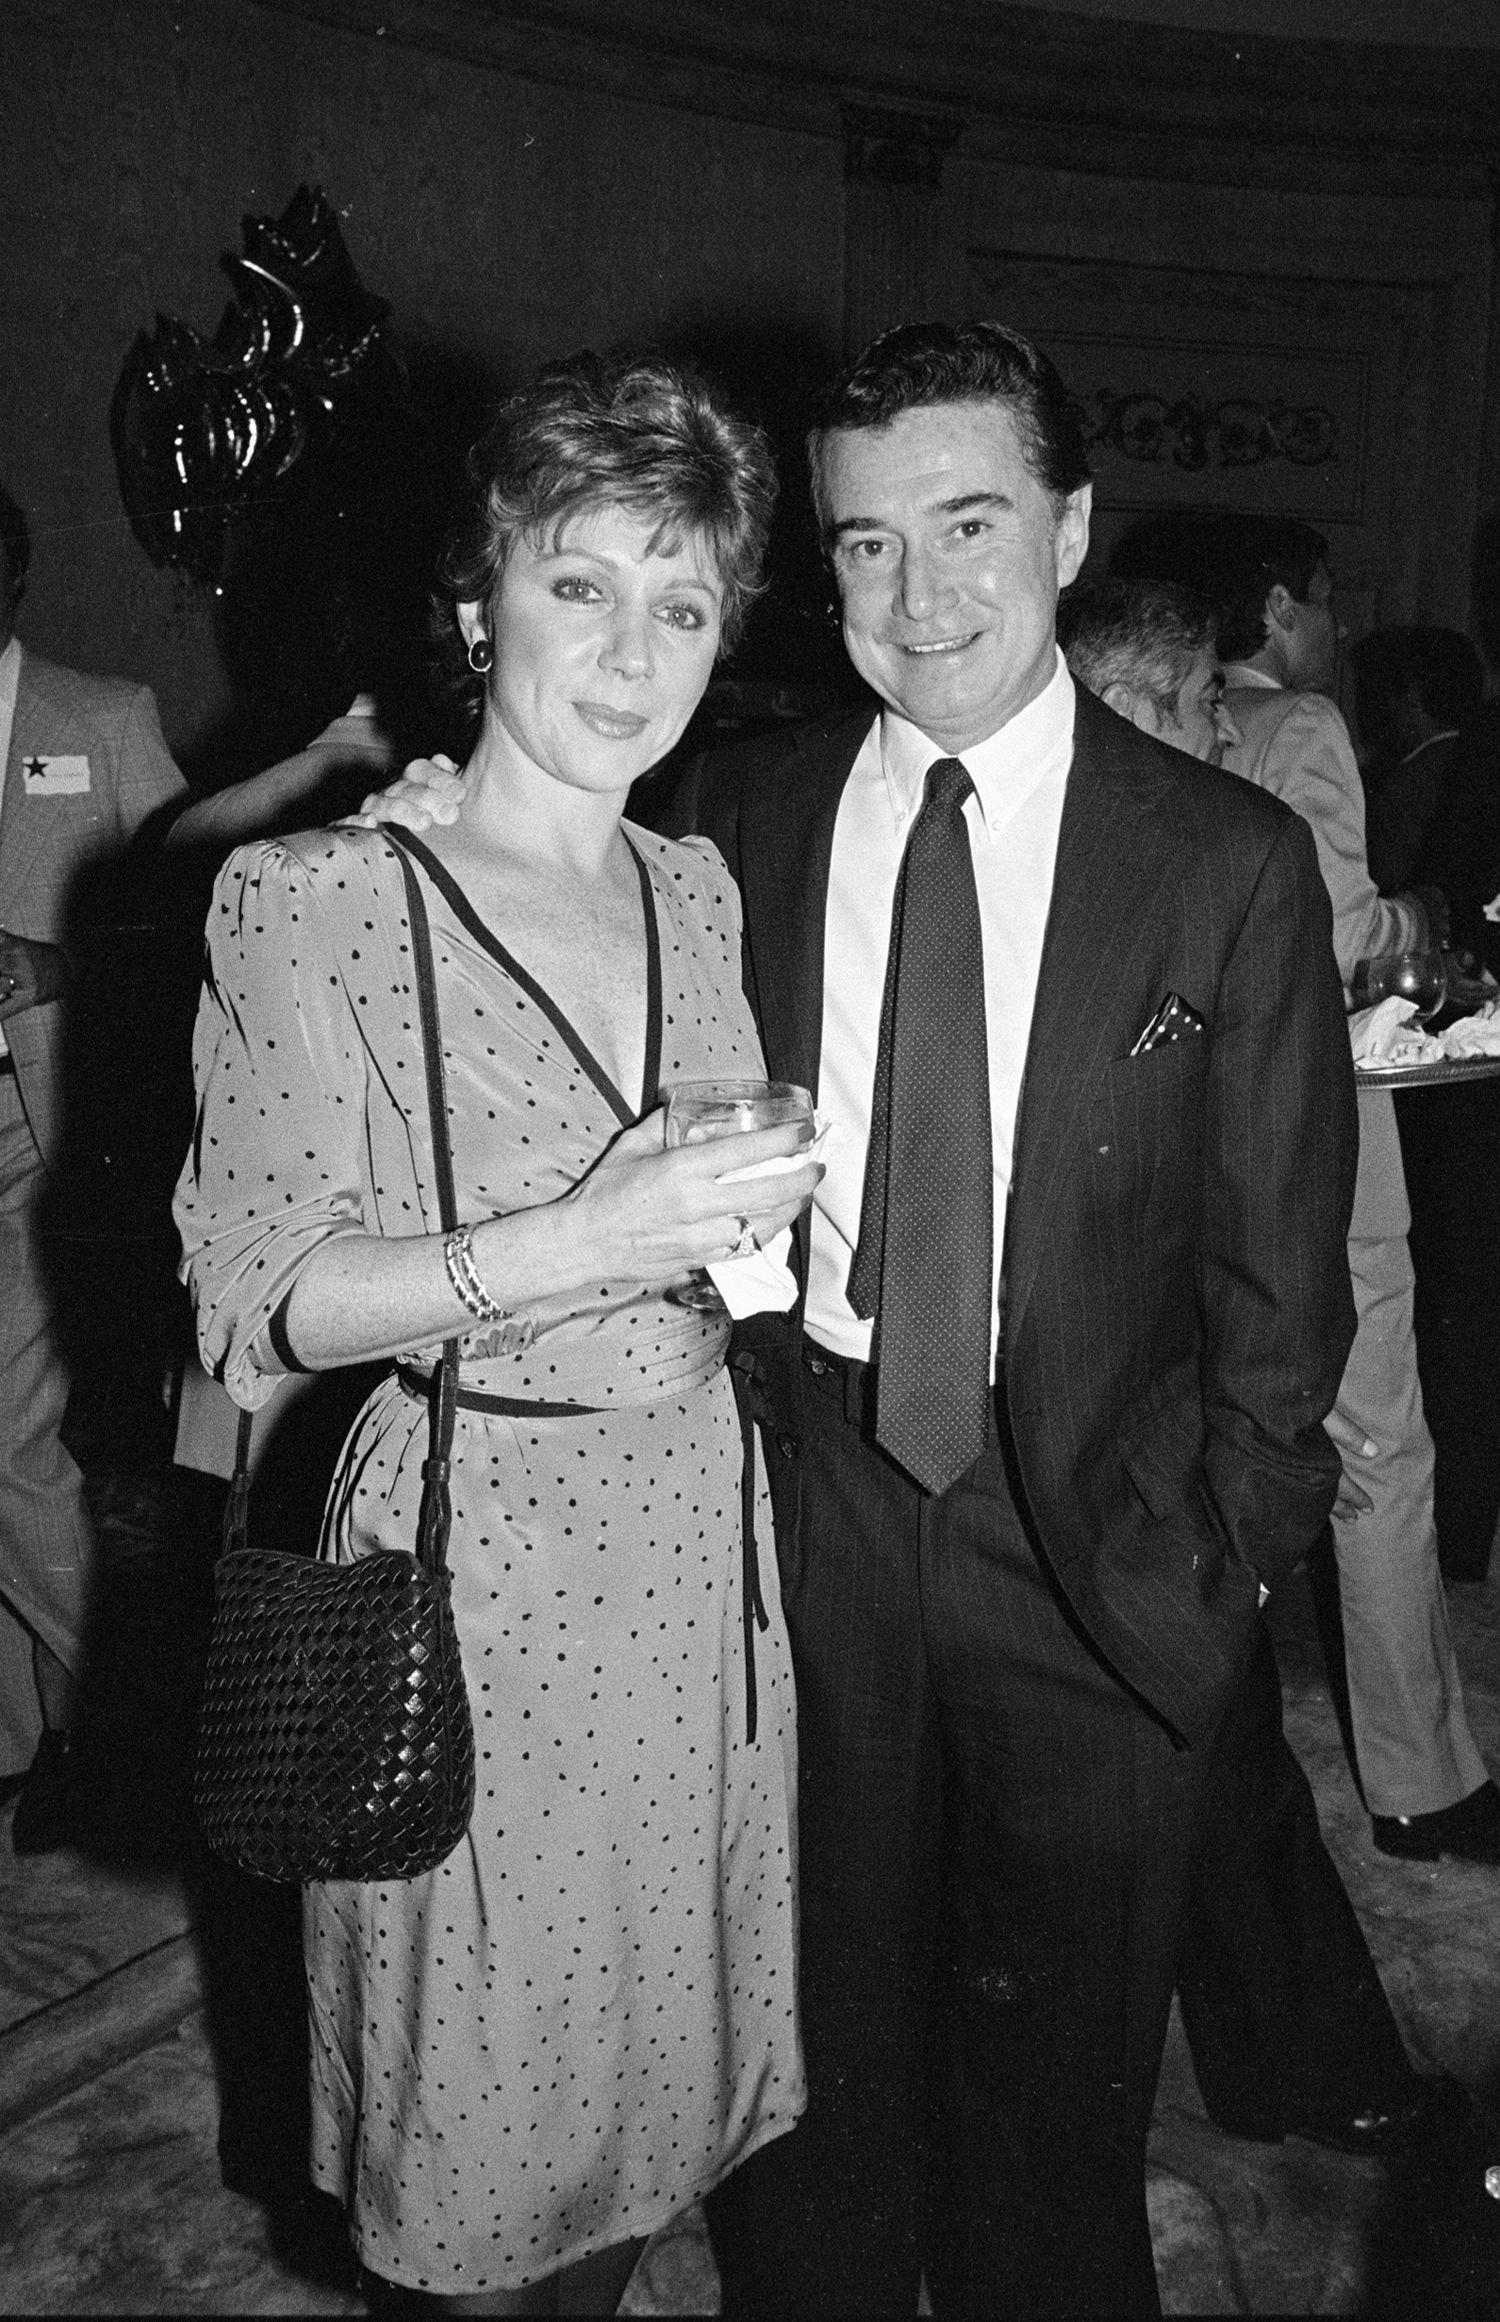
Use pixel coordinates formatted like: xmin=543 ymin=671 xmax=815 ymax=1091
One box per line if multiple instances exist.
xmin=776 ymin=1433 xmax=798 ymax=1460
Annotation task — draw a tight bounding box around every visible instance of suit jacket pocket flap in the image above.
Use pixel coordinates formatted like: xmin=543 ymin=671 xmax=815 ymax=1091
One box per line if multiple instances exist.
xmin=1117 ymin=1367 xmax=1207 ymax=1522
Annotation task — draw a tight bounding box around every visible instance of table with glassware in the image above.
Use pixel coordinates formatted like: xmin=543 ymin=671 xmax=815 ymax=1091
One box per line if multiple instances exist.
xmin=1352 ymin=956 xmax=1500 ymax=1581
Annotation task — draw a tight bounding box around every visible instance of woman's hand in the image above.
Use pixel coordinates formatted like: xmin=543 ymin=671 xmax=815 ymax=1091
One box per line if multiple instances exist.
xmin=353 ymin=754 xmax=466 ymax=832
xmin=281 ymin=1109 xmax=820 ymax=1371
xmin=548 ymin=1108 xmax=822 ymax=1287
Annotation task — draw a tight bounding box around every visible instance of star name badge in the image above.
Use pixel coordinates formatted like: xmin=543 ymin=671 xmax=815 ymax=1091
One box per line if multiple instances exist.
xmin=22 ymin=754 xmax=91 ymax=795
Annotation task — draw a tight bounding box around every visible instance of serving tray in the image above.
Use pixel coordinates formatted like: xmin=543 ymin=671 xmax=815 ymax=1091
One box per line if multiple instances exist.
xmin=1355 ymin=1054 xmax=1500 ymax=1089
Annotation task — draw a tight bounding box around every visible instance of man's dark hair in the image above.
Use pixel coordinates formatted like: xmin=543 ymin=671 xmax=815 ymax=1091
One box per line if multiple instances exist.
xmin=1350 ymin=624 xmax=1484 ymax=732
xmin=807 ymin=319 xmax=1091 ymax=534
xmin=1058 ymin=578 xmax=1216 ymax=720
xmin=1200 ymin=516 xmax=1330 ymax=663
xmin=0 ymin=484 xmax=30 ymax=606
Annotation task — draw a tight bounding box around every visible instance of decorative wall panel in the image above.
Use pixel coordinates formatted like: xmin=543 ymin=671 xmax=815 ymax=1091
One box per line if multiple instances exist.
xmin=969 ymin=244 xmax=1469 ymax=635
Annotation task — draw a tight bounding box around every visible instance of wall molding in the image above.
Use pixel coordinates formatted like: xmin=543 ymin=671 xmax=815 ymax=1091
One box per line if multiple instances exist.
xmin=249 ymin=0 xmax=1500 ymax=196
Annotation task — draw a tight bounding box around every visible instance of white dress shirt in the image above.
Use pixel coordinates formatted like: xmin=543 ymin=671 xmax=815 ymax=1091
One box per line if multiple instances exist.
xmin=807 ymin=648 xmax=1077 ymax=1365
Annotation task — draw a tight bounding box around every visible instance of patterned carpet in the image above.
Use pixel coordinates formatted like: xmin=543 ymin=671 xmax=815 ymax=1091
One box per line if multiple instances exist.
xmin=2 ymin=1535 xmax=1497 ymax=2316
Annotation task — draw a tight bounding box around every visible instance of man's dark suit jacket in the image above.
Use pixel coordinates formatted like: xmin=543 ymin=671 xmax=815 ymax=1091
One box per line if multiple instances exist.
xmin=1403 ymin=711 xmax=1500 ymax=977
xmin=643 ymin=684 xmax=1358 ymax=1748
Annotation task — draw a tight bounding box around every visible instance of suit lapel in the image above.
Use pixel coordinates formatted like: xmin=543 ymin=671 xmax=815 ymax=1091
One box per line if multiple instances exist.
xmin=737 ymin=711 xmax=869 ymax=1102
xmin=735 ymin=709 xmax=869 ymax=1289
xmin=1 ymin=653 xmax=90 ymax=918
xmin=1003 ymin=691 xmax=1183 ymax=1350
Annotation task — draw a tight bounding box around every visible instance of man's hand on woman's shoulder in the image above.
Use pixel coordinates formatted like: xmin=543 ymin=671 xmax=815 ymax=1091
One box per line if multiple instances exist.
xmin=351 ymin=754 xmax=465 ymax=833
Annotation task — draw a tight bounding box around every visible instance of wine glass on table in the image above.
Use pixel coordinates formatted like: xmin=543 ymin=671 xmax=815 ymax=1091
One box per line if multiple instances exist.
xmin=664 ymin=1078 xmax=814 ymax=1311
xmin=1362 ymin=949 xmax=1449 ymax=1023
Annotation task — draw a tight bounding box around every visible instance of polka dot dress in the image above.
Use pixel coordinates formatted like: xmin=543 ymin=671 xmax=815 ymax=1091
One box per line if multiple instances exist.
xmin=176 ymin=824 xmax=804 ymax=2295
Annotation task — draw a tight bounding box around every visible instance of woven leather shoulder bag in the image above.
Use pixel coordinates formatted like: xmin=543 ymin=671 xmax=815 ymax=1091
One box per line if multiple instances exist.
xmin=194 ymin=833 xmax=476 ymax=1882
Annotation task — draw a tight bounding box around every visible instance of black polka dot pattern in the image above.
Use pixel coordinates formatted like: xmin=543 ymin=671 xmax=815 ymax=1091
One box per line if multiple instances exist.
xmin=177 ymin=824 xmax=804 ymax=2293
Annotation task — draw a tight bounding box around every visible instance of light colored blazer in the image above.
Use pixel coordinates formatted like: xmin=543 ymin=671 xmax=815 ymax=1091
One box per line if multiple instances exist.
xmin=1 ymin=645 xmax=184 ymax=1160
xmin=1222 ymin=677 xmax=1413 ymax=1241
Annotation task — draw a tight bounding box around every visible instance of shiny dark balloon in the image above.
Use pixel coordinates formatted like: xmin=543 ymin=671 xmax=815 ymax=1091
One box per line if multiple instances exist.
xmin=113 ymin=185 xmax=401 ymax=587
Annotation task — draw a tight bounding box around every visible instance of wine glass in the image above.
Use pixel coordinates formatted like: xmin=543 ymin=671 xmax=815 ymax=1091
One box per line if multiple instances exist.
xmin=664 ymin=1079 xmax=814 ymax=1311
xmin=1363 ymin=949 xmax=1449 ymax=1023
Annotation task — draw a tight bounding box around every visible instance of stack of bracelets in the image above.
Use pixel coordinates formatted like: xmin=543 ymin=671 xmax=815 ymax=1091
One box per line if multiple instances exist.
xmin=442 ymin=1222 xmax=511 ymax=1325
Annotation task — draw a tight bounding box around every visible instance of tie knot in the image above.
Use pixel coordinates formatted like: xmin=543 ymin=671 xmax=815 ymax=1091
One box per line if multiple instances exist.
xmin=925 ymin=756 xmax=973 ymax=812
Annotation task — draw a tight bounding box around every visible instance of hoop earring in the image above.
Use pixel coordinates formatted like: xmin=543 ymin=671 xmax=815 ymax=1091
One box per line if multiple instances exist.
xmin=467 ymin=635 xmax=493 ymax=675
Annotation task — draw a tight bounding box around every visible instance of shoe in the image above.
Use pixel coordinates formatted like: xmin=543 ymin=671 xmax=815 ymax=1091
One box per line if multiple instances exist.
xmin=9 ymin=1728 xmax=76 ymax=1856
xmin=1372 ymin=1779 xmax=1500 ymax=1864
xmin=1213 ymin=2074 xmax=1476 ymax=2159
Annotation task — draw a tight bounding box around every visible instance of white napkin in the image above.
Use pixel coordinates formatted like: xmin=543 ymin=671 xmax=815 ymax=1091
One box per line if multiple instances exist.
xmin=1440 ymin=998 xmax=1500 ymax=1058
xmin=1349 ymin=997 xmax=1438 ymax=1070
xmin=705 ymin=1226 xmax=798 ymax=1319
xmin=703 ymin=1121 xmax=830 ymax=1319
xmin=1351 ymin=993 xmax=1500 ymax=1072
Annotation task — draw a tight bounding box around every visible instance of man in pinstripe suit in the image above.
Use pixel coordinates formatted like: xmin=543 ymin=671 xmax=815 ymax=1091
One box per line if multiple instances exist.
xmin=650 ymin=324 xmax=1358 ymax=2316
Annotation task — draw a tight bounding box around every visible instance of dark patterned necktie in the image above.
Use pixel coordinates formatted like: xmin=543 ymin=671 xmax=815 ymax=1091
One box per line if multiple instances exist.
xmin=847 ymin=757 xmax=994 ymax=1494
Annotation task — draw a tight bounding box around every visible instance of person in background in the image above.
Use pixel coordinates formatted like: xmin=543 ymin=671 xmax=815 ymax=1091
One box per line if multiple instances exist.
xmin=177 ymin=351 xmax=818 ymax=2317
xmin=1060 ymin=576 xmax=1474 ymax=2160
xmin=1352 ymin=624 xmax=1485 ymax=897
xmin=1353 ymin=624 xmax=1500 ymax=985
xmin=1196 ymin=516 xmax=1500 ymax=1866
xmin=1056 ymin=576 xmax=1242 ymax=769
xmin=0 ymin=478 xmax=395 ymax=1852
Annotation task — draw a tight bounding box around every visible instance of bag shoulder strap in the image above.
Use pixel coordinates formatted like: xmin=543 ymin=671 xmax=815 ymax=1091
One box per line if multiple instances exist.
xmin=221 ymin=827 xmax=461 ymax=1577
xmin=385 ymin=829 xmax=461 ymax=1574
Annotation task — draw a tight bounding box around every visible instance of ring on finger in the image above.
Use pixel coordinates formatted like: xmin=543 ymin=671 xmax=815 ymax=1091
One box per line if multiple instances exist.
xmin=725 ymin=1215 xmax=759 ymax=1260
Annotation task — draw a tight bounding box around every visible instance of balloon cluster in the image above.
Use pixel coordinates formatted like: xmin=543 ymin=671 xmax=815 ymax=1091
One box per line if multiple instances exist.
xmin=113 ymin=185 xmax=402 ymax=588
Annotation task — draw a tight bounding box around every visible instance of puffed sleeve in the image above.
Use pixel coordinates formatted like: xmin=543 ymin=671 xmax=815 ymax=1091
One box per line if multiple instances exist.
xmin=174 ymin=839 xmax=369 ymax=1408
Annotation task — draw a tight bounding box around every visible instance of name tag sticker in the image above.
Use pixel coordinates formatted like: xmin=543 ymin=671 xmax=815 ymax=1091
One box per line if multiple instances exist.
xmin=22 ymin=753 xmax=91 ymax=795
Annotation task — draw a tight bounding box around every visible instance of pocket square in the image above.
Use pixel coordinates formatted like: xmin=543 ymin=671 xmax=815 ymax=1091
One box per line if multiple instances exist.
xmin=1130 ymin=992 xmax=1206 ymax=1057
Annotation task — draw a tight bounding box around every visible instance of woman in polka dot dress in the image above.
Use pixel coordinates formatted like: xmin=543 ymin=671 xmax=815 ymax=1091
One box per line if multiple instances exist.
xmin=176 ymin=353 xmax=815 ymax=2315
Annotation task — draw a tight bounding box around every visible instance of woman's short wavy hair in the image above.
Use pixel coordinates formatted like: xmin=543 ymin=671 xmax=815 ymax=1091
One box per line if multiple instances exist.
xmin=434 ymin=349 xmax=776 ymax=722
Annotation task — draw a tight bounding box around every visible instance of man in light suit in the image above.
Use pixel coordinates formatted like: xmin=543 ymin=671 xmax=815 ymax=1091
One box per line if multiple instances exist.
xmin=647 ymin=324 xmax=1358 ymax=2317
xmin=0 ymin=485 xmax=188 ymax=1840
xmin=1207 ymin=516 xmax=1500 ymax=1867
xmin=0 ymin=483 xmax=397 ymax=1847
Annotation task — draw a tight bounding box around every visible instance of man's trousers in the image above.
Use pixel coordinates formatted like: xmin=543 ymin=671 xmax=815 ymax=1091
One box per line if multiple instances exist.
xmin=0 ymin=1072 xmax=93 ymax=1767
xmin=708 ymin=1352 xmax=1218 ymax=2319
xmin=1178 ymin=1620 xmax=1416 ymax=2131
xmin=1333 ymin=1229 xmax=1486 ymax=1817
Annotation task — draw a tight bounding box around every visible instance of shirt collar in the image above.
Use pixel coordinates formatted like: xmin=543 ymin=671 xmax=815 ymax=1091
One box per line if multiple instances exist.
xmin=877 ymin=649 xmax=1076 ymax=839
xmin=1222 ymin=662 xmax=1282 ymax=692
xmin=0 ymin=637 xmax=19 ymax=714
